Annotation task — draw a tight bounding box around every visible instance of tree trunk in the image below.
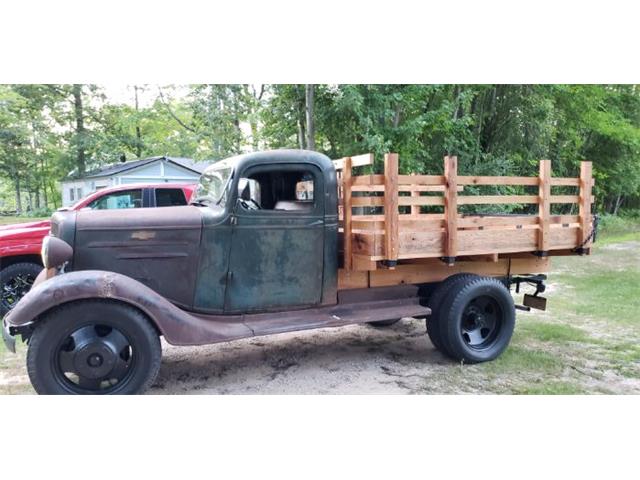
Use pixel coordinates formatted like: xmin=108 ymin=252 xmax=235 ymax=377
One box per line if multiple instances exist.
xmin=613 ymin=194 xmax=623 ymax=215
xmin=72 ymin=84 xmax=86 ymax=176
xmin=305 ymin=84 xmax=315 ymax=150
xmin=14 ymin=176 xmax=22 ymax=214
xmin=134 ymin=85 xmax=143 ymax=158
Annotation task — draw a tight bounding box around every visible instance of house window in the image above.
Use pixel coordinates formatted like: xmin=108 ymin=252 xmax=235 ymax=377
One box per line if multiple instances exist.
xmin=76 ymin=187 xmax=83 ymax=200
xmin=69 ymin=188 xmax=75 ymax=202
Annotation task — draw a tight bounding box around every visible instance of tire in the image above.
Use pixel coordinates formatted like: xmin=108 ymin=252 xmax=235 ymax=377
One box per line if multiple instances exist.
xmin=1 ymin=262 xmax=43 ymax=317
xmin=27 ymin=299 xmax=162 ymax=395
xmin=426 ymin=273 xmax=480 ymax=352
xmin=435 ymin=276 xmax=515 ymax=363
xmin=367 ymin=318 xmax=401 ymax=328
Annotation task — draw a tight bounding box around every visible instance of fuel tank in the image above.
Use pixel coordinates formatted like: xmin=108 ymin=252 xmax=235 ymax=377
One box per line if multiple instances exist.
xmin=59 ymin=206 xmax=203 ymax=309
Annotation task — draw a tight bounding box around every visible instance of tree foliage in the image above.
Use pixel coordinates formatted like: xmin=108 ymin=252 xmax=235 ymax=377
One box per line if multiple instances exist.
xmin=1 ymin=84 xmax=639 ymax=214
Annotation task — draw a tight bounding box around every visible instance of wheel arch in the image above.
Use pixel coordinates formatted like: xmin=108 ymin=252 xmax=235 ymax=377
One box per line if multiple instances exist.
xmin=5 ymin=270 xmax=251 ymax=346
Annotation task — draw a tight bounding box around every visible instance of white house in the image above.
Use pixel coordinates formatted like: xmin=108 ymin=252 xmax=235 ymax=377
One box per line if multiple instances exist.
xmin=60 ymin=156 xmax=211 ymax=206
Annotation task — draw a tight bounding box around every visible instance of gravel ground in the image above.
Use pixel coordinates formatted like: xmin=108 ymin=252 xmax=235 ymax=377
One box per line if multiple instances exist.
xmin=150 ymin=319 xmax=451 ymax=394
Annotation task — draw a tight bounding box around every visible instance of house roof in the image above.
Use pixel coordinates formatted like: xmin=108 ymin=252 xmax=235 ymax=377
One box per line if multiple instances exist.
xmin=67 ymin=156 xmax=212 ymax=180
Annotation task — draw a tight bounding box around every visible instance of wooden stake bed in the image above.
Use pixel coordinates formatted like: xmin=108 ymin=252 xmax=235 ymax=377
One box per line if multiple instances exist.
xmin=334 ymin=153 xmax=595 ymax=290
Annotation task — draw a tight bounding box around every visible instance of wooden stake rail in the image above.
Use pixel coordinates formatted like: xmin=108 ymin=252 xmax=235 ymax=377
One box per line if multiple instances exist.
xmin=334 ymin=154 xmax=595 ymax=271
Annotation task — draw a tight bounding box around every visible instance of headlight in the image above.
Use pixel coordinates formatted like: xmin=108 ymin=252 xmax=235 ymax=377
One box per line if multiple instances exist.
xmin=41 ymin=236 xmax=73 ymax=269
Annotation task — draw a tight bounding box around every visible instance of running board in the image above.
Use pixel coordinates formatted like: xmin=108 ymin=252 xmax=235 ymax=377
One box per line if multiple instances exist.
xmin=246 ymin=296 xmax=430 ymax=337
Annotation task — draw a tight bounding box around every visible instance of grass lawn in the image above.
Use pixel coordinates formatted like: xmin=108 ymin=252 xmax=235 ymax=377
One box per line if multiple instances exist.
xmin=0 ymin=216 xmax=49 ymax=225
xmin=1 ymin=218 xmax=638 ymax=394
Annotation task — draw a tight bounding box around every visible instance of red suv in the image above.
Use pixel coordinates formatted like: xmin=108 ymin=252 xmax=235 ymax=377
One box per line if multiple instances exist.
xmin=0 ymin=183 xmax=195 ymax=315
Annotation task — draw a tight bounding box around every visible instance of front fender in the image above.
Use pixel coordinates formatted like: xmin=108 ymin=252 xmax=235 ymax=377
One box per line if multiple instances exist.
xmin=4 ymin=270 xmax=252 ymax=346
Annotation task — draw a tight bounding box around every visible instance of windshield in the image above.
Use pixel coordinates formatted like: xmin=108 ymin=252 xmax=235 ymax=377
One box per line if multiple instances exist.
xmin=193 ymin=164 xmax=233 ymax=206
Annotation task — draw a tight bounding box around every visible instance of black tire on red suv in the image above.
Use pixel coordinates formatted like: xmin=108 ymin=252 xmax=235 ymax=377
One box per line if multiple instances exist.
xmin=0 ymin=262 xmax=43 ymax=317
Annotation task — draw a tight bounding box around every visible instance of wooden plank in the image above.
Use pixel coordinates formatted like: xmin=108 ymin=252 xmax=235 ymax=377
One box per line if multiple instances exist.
xmin=550 ymin=195 xmax=579 ymax=204
xmin=351 ymin=196 xmax=384 ymax=207
xmin=353 ymin=218 xmax=445 ymax=231
xmin=458 ymin=175 xmax=539 ymax=186
xmin=444 ymin=155 xmax=458 ymax=260
xmin=399 ymin=230 xmax=445 ymax=257
xmin=538 ymin=159 xmax=551 ymax=252
xmin=551 ymin=177 xmax=580 ymax=186
xmin=457 ymin=195 xmax=539 ymax=205
xmin=458 ymin=215 xmax=539 ymax=228
xmin=550 ymin=226 xmax=580 ymax=249
xmin=398 ymin=196 xmax=445 ymax=206
xmin=338 ymin=269 xmax=369 ymax=289
xmin=384 ymin=153 xmax=400 ymax=264
xmin=457 ymin=228 xmax=538 ymax=255
xmin=352 ymin=254 xmax=377 ymax=271
xmin=411 ymin=173 xmax=420 ymax=216
xmin=579 ymin=161 xmax=593 ymax=247
xmin=352 ymin=232 xmax=381 ymax=256
xmin=366 ymin=257 xmax=551 ymax=288
xmin=351 ymin=174 xmax=385 ymax=186
xmin=551 ymin=214 xmax=580 ymax=224
xmin=342 ymin=156 xmax=353 ymax=270
xmin=333 ymin=153 xmax=374 ymax=170
xmin=352 ymin=185 xmax=463 ymax=193
xmin=398 ymin=174 xmax=445 ymax=185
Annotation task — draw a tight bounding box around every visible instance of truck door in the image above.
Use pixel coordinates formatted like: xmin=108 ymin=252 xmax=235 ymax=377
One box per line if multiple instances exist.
xmin=224 ymin=163 xmax=324 ymax=313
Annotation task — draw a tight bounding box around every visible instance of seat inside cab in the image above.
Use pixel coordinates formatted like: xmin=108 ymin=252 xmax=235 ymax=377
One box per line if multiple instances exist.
xmin=238 ymin=169 xmax=315 ymax=213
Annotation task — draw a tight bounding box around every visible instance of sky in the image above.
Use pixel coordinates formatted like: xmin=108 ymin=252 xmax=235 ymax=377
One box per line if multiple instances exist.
xmin=101 ymin=84 xmax=189 ymax=108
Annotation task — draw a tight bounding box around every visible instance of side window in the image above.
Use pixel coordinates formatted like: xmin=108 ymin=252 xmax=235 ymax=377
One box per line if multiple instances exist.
xmin=155 ymin=188 xmax=187 ymax=207
xmin=237 ymin=168 xmax=316 ymax=213
xmin=87 ymin=189 xmax=143 ymax=210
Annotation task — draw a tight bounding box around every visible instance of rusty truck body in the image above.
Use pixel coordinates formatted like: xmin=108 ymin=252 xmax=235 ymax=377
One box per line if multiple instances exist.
xmin=2 ymin=149 xmax=596 ymax=394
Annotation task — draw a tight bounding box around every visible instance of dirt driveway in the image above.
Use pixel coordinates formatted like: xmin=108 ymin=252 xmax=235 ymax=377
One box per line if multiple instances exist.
xmin=2 ymin=239 xmax=639 ymax=394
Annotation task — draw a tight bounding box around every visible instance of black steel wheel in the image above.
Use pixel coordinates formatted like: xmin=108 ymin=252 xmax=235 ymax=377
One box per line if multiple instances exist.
xmin=27 ymin=300 xmax=161 ymax=395
xmin=426 ymin=273 xmax=480 ymax=352
xmin=434 ymin=276 xmax=515 ymax=363
xmin=0 ymin=262 xmax=42 ymax=316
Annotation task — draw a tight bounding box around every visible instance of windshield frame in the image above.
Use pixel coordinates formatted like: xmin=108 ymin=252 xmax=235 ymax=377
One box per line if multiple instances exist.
xmin=193 ymin=161 xmax=235 ymax=207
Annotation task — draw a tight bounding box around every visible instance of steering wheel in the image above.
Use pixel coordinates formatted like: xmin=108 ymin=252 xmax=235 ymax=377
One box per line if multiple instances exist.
xmin=240 ymin=198 xmax=261 ymax=210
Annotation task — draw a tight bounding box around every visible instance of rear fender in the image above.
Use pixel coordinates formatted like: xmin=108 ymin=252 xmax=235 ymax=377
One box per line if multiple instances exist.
xmin=4 ymin=270 xmax=252 ymax=345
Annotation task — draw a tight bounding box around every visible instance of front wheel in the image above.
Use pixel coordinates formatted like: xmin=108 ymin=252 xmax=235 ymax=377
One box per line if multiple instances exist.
xmin=432 ymin=276 xmax=515 ymax=363
xmin=27 ymin=300 xmax=162 ymax=395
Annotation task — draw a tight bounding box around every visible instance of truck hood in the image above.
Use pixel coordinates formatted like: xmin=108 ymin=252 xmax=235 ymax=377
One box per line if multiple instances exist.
xmin=69 ymin=206 xmax=205 ymax=308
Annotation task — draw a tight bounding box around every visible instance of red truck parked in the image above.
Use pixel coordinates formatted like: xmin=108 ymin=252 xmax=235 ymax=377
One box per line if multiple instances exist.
xmin=0 ymin=183 xmax=195 ymax=316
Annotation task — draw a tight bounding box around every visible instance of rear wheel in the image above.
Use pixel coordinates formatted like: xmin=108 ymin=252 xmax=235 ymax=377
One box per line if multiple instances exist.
xmin=1 ymin=262 xmax=42 ymax=316
xmin=27 ymin=300 xmax=162 ymax=395
xmin=434 ymin=276 xmax=515 ymax=363
xmin=426 ymin=273 xmax=480 ymax=351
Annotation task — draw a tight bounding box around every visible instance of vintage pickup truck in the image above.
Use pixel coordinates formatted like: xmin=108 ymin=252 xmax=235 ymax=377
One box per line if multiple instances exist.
xmin=2 ymin=149 xmax=596 ymax=394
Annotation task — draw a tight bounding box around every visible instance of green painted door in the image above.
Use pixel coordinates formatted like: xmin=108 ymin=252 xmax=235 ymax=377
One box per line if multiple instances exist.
xmin=224 ymin=165 xmax=325 ymax=313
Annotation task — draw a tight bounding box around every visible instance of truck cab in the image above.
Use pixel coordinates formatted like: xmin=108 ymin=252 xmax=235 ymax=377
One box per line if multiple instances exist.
xmin=192 ymin=149 xmax=338 ymax=313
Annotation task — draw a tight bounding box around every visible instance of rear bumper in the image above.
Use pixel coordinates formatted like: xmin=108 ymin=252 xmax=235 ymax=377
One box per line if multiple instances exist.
xmin=2 ymin=317 xmax=16 ymax=353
